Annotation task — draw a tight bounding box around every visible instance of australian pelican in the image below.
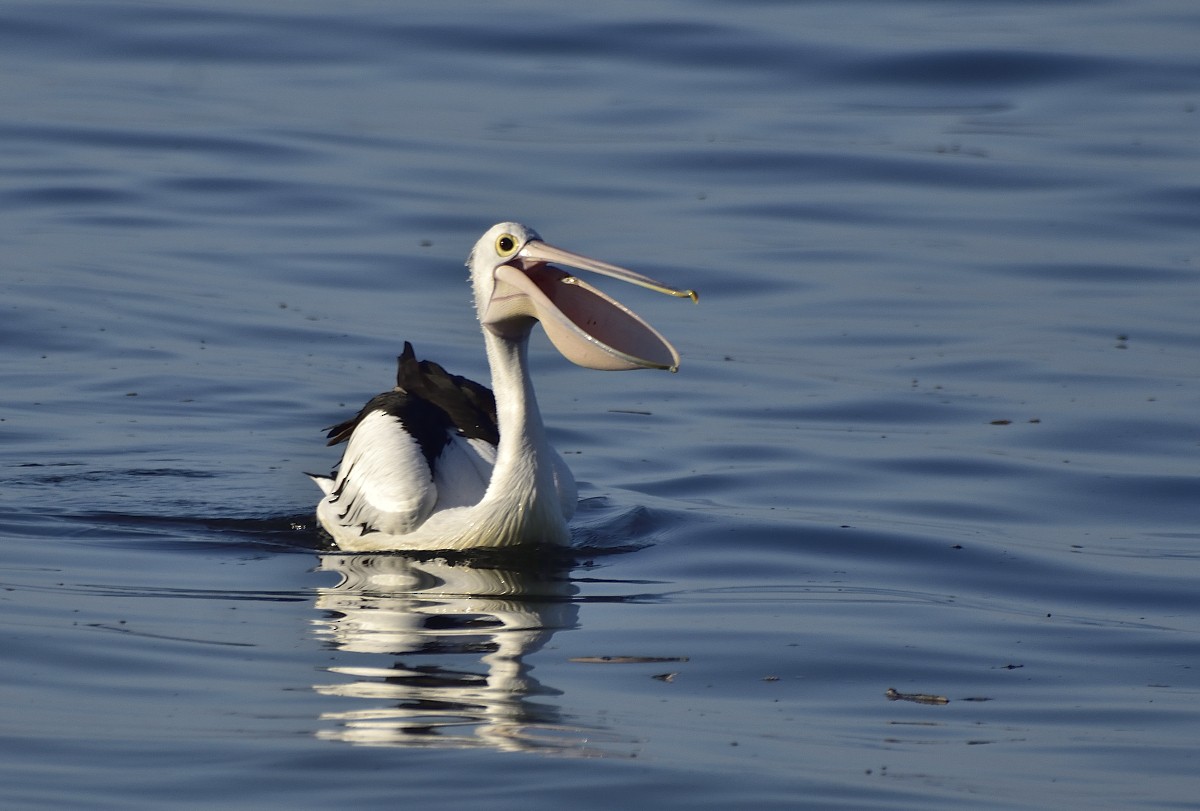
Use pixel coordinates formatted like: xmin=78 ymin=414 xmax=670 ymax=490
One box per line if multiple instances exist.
xmin=311 ymin=222 xmax=695 ymax=551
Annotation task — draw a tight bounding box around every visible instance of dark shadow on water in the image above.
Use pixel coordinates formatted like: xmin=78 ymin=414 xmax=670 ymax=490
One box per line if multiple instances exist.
xmin=40 ymin=493 xmax=672 ymax=559
xmin=49 ymin=510 xmax=327 ymax=554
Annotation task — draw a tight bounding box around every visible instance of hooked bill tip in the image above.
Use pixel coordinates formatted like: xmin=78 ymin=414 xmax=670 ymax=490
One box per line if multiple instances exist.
xmin=658 ymin=286 xmax=697 ymax=302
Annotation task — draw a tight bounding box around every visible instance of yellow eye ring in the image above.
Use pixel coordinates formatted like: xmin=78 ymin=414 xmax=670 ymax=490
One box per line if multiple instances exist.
xmin=495 ymin=233 xmax=519 ymax=256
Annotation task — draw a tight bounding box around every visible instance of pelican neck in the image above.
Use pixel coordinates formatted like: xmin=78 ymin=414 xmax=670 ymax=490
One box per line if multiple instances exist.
xmin=478 ymin=328 xmax=560 ymax=511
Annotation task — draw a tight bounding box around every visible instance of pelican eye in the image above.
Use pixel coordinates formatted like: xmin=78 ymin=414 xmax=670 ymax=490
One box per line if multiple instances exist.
xmin=495 ymin=233 xmax=519 ymax=256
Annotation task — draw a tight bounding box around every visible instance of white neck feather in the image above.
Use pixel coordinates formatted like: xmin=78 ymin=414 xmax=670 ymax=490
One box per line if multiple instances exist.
xmin=473 ymin=329 xmax=570 ymax=545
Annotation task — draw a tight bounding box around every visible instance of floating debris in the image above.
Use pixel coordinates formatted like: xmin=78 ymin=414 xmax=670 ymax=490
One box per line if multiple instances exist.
xmin=885 ymin=687 xmax=949 ymax=705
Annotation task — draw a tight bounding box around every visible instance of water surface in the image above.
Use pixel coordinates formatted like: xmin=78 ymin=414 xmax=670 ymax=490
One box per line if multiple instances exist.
xmin=2 ymin=1 xmax=1199 ymax=809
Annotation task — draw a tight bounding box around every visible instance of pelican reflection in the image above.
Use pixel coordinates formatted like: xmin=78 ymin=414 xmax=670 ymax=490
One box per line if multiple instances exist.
xmin=311 ymin=553 xmax=620 ymax=754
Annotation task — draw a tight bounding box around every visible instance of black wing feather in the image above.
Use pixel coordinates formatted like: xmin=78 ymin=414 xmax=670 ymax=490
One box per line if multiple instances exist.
xmin=324 ymin=342 xmax=500 ymax=468
xmin=396 ymin=341 xmax=499 ymax=446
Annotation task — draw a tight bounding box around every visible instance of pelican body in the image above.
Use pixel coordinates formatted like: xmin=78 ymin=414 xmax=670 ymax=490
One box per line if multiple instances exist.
xmin=311 ymin=222 xmax=694 ymax=552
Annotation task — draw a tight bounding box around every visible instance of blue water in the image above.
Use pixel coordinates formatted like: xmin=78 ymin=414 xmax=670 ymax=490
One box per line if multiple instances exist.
xmin=2 ymin=1 xmax=1199 ymax=808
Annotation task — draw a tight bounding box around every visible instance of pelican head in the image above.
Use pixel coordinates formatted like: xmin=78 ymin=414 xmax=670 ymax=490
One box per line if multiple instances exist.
xmin=468 ymin=222 xmax=696 ymax=372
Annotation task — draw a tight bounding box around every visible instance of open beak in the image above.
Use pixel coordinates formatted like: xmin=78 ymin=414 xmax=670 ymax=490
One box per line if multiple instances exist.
xmin=482 ymin=240 xmax=696 ymax=372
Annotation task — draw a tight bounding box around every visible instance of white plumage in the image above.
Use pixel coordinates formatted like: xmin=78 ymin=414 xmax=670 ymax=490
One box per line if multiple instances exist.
xmin=311 ymin=222 xmax=695 ymax=552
